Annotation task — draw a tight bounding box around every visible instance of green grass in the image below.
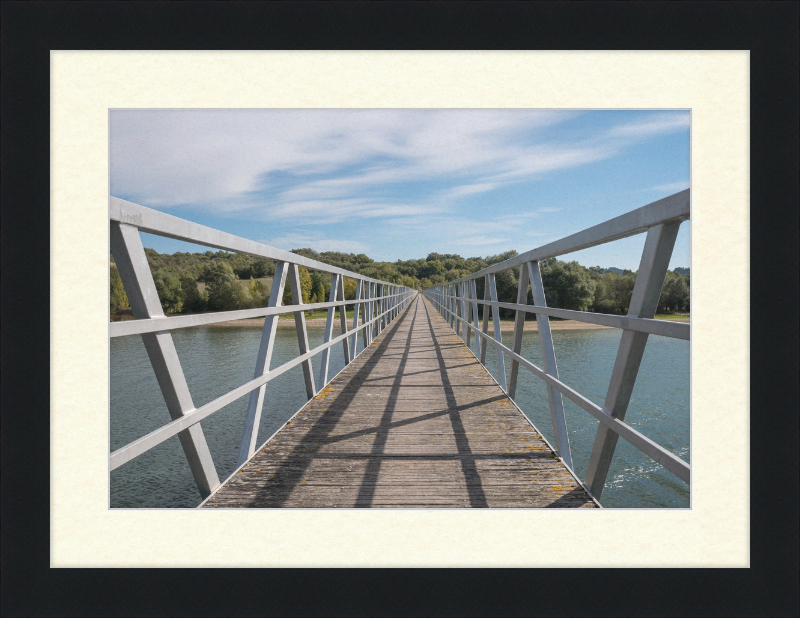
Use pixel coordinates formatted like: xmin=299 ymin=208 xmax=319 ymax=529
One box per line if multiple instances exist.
xmin=653 ymin=314 xmax=690 ymax=321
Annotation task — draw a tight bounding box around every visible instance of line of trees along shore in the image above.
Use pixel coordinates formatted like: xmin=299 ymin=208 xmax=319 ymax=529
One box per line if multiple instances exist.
xmin=110 ymin=247 xmax=689 ymax=319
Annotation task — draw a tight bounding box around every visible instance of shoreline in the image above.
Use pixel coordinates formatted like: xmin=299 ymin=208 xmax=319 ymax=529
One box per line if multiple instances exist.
xmin=203 ymin=316 xmax=615 ymax=331
xmin=111 ymin=313 xmax=688 ymax=331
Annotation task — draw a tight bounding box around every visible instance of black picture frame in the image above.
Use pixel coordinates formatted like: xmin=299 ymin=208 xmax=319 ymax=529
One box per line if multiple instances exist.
xmin=2 ymin=2 xmax=797 ymax=616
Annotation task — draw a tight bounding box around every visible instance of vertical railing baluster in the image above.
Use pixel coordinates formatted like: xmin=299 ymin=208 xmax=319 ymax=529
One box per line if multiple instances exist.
xmin=453 ymin=282 xmax=461 ymax=337
xmin=379 ymin=283 xmax=385 ymax=335
xmin=238 ymin=262 xmax=289 ymax=466
xmin=318 ymin=273 xmax=339 ymax=388
xmin=363 ymin=281 xmax=372 ymax=346
xmin=528 ymin=261 xmax=573 ymax=469
xmin=111 ymin=222 xmax=220 ymax=497
xmin=508 ymin=264 xmax=530 ymax=400
xmin=584 ymin=221 xmax=682 ymax=498
xmin=470 ymin=279 xmax=481 ymax=359
xmin=337 ymin=275 xmax=351 ymax=364
xmin=480 ymin=276 xmax=490 ymax=365
xmin=352 ymin=279 xmax=364 ymax=357
xmin=449 ymin=284 xmax=456 ymax=329
xmin=288 ymin=263 xmax=316 ymax=399
xmin=487 ymin=272 xmax=508 ymax=392
xmin=463 ymin=281 xmax=472 ymax=348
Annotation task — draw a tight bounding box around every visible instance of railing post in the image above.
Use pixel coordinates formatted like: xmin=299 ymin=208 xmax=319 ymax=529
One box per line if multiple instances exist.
xmin=463 ymin=281 xmax=472 ymax=348
xmin=449 ymin=284 xmax=456 ymax=329
xmin=238 ymin=261 xmax=290 ymax=466
xmin=528 ymin=261 xmax=573 ymax=469
xmin=480 ymin=277 xmax=490 ymax=365
xmin=486 ymin=273 xmax=508 ymax=392
xmin=352 ymin=279 xmax=364 ymax=356
xmin=470 ymin=279 xmax=481 ymax=359
xmin=508 ymin=264 xmax=530 ymax=400
xmin=319 ymin=273 xmax=340 ymax=388
xmin=377 ymin=283 xmax=384 ymax=335
xmin=288 ymin=263 xmax=316 ymax=399
xmin=110 ymin=221 xmax=221 ymax=498
xmin=583 ymin=221 xmax=682 ymax=498
xmin=453 ymin=282 xmax=461 ymax=337
xmin=338 ymin=275 xmax=352 ymax=364
xmin=362 ymin=281 xmax=372 ymax=347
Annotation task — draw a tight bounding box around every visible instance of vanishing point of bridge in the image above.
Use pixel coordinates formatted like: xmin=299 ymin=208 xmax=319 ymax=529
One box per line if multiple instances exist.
xmin=109 ymin=190 xmax=690 ymax=508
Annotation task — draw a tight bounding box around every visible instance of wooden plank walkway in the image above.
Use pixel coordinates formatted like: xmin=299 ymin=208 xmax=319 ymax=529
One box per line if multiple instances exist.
xmin=202 ymin=296 xmax=599 ymax=508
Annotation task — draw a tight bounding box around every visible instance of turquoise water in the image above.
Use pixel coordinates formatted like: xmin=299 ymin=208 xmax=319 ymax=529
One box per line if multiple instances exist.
xmin=110 ymin=322 xmax=689 ymax=509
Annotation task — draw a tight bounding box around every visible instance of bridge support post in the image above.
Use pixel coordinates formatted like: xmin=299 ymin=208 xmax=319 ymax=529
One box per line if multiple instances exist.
xmin=319 ymin=273 xmax=341 ymax=387
xmin=486 ymin=273 xmax=508 ymax=392
xmin=337 ymin=275 xmax=352 ymax=364
xmin=351 ymin=279 xmax=364 ymax=357
xmin=583 ymin=221 xmax=682 ymax=498
xmin=470 ymin=279 xmax=482 ymax=359
xmin=238 ymin=262 xmax=290 ymax=465
xmin=508 ymin=263 xmax=530 ymax=400
xmin=462 ymin=281 xmax=472 ymax=348
xmin=111 ymin=222 xmax=220 ymax=498
xmin=480 ymin=278 xmax=490 ymax=365
xmin=528 ymin=261 xmax=573 ymax=470
xmin=453 ymin=283 xmax=461 ymax=338
xmin=288 ymin=263 xmax=316 ymax=399
xmin=361 ymin=281 xmax=371 ymax=348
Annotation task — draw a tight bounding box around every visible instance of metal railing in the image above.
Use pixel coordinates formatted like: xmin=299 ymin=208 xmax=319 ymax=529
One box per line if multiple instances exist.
xmin=423 ymin=190 xmax=690 ymax=500
xmin=109 ymin=196 xmax=417 ymax=499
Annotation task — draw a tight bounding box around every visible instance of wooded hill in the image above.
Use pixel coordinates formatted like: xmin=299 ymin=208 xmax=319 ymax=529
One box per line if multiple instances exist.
xmin=111 ymin=247 xmax=689 ymax=319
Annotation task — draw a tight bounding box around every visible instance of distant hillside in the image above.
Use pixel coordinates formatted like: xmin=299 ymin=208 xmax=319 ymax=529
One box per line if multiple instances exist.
xmin=673 ymin=267 xmax=690 ymax=276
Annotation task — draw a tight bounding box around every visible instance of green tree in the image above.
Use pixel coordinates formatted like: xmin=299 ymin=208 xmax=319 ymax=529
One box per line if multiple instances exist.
xmin=252 ymin=259 xmax=275 ymax=278
xmin=309 ymin=271 xmax=327 ymax=304
xmin=343 ymin=277 xmax=358 ymax=301
xmin=110 ymin=265 xmax=129 ymax=313
xmin=658 ymin=273 xmax=689 ymax=313
xmin=202 ymin=261 xmax=246 ymax=311
xmin=540 ymin=259 xmax=596 ymax=312
xmin=152 ymin=268 xmax=183 ymax=313
xmin=282 ymin=266 xmax=312 ymax=305
xmin=180 ymin=275 xmax=205 ymax=313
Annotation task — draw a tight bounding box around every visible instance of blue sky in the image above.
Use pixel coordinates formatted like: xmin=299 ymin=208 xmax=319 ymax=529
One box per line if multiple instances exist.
xmin=110 ymin=109 xmax=690 ymax=271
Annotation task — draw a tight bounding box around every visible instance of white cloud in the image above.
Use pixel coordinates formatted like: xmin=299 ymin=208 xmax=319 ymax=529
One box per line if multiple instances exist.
xmin=263 ymin=232 xmax=369 ymax=254
xmin=110 ymin=109 xmax=690 ymax=227
xmin=648 ymin=181 xmax=690 ymax=192
xmin=451 ymin=235 xmax=510 ymax=246
xmin=604 ymin=113 xmax=690 ymax=139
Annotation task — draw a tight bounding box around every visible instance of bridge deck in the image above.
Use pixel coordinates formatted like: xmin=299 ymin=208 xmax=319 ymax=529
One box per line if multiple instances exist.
xmin=202 ymin=296 xmax=598 ymax=508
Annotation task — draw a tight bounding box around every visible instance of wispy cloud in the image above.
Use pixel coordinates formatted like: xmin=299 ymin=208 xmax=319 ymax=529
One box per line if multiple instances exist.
xmin=647 ymin=181 xmax=690 ymax=192
xmin=604 ymin=113 xmax=690 ymax=139
xmin=110 ymin=109 xmax=690 ymax=230
xmin=263 ymin=232 xmax=369 ymax=254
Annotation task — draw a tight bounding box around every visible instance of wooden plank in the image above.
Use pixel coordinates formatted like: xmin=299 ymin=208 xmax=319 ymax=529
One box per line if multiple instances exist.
xmin=202 ymin=296 xmax=598 ymax=508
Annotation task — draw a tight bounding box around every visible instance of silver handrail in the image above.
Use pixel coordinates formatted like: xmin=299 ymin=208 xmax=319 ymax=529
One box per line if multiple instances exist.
xmin=423 ymin=190 xmax=690 ymax=500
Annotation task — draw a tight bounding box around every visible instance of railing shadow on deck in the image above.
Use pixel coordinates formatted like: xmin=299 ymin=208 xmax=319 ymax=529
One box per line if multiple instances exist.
xmin=240 ymin=297 xmax=514 ymax=508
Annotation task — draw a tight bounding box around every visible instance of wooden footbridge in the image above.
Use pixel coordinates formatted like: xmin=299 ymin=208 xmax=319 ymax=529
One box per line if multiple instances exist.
xmin=109 ymin=190 xmax=690 ymax=508
xmin=201 ymin=296 xmax=596 ymax=508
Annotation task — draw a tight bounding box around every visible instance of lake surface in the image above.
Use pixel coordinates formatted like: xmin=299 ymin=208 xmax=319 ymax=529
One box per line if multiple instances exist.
xmin=110 ymin=323 xmax=689 ymax=509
